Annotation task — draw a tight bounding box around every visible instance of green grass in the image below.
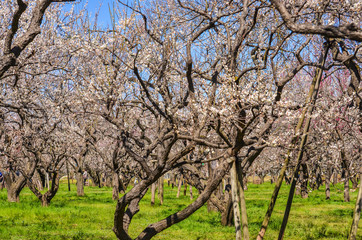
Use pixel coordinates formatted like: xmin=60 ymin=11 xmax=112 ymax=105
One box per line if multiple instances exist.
xmin=0 ymin=181 xmax=360 ymax=239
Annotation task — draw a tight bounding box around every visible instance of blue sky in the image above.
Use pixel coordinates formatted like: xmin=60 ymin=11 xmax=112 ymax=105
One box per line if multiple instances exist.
xmin=63 ymin=0 xmax=118 ymax=27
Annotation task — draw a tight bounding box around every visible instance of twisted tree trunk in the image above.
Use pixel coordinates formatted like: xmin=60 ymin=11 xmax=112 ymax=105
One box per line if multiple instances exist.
xmin=27 ymin=171 xmax=61 ymax=207
xmin=349 ymin=168 xmax=362 ymax=240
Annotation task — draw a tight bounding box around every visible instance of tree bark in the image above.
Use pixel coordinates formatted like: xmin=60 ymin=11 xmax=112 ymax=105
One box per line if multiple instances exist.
xmin=6 ymin=177 xmax=26 ymax=203
xmin=151 ymin=182 xmax=156 ymax=205
xmin=349 ymin=168 xmax=362 ymax=240
xmin=221 ymin=189 xmax=234 ymax=226
xmin=113 ymin=172 xmax=120 ymax=200
xmin=176 ymin=175 xmax=183 ymax=198
xmin=66 ymin=161 xmax=71 ymax=191
xmin=325 ymin=168 xmax=331 ymax=200
xmin=27 ymin=171 xmax=61 ymax=207
xmin=189 ymin=184 xmax=193 ymax=200
xmin=184 ymin=182 xmax=188 ymax=196
xmin=236 ymin=161 xmax=249 ymax=240
xmin=332 ymin=169 xmax=338 ymax=186
xmin=230 ymin=161 xmax=242 ymax=240
xmin=344 ymin=172 xmax=350 ymax=202
xmin=339 ymin=131 xmax=351 ymax=202
xmin=76 ymin=171 xmax=84 ymax=196
xmin=271 ymin=0 xmax=362 ymax=42
xmin=0 ymin=0 xmax=76 ymax=79
xmin=158 ymin=176 xmax=164 ymax=205
xmin=300 ymin=163 xmax=309 ymax=199
xmin=4 ymin=172 xmax=27 ymax=202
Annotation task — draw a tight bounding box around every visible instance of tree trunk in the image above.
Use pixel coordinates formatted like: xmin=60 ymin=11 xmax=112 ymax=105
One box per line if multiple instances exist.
xmin=66 ymin=161 xmax=71 ymax=191
xmin=340 ymin=150 xmax=350 ymax=202
xmin=7 ymin=188 xmax=21 ymax=202
xmin=119 ymin=176 xmax=126 ymax=193
xmin=316 ymin=164 xmax=322 ymax=190
xmin=257 ymin=154 xmax=293 ymax=239
xmin=344 ymin=173 xmax=350 ymax=202
xmin=189 ymin=184 xmax=193 ymax=200
xmin=325 ymin=169 xmax=331 ymax=200
xmin=221 ymin=189 xmax=234 ymax=226
xmin=207 ymin=162 xmax=214 ymax=211
xmin=332 ymin=169 xmax=338 ymax=185
xmin=218 ymin=181 xmax=224 ymax=198
xmin=27 ymin=171 xmax=61 ymax=207
xmin=230 ymin=161 xmax=242 ymax=240
xmin=41 ymin=196 xmax=50 ymax=207
xmin=46 ymin=173 xmax=50 ymax=190
xmin=158 ymin=176 xmax=164 ymax=205
xmin=105 ymin=174 xmax=112 ymax=187
xmin=151 ymin=182 xmax=156 ymax=205
xmin=97 ymin=172 xmax=102 ymax=188
xmin=35 ymin=169 xmax=44 ymax=191
xmin=76 ymin=171 xmax=84 ymax=196
xmin=260 ymin=175 xmax=265 ymax=184
xmin=113 ymin=172 xmax=120 ymax=200
xmin=87 ymin=168 xmax=101 ymax=187
xmin=301 ymin=163 xmax=309 ymax=199
xmin=170 ymin=173 xmax=175 ymax=188
xmin=349 ymin=169 xmax=362 ymax=240
xmin=236 ymin=162 xmax=249 ymax=240
xmin=176 ymin=175 xmax=182 ymax=198
xmin=126 ymin=159 xmax=232 ymax=240
xmin=278 ymin=167 xmax=299 ymax=240
xmin=4 ymin=173 xmax=26 ymax=202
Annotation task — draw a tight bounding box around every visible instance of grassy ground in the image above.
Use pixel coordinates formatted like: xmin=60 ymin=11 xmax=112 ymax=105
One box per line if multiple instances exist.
xmin=0 ymin=181 xmax=360 ymax=240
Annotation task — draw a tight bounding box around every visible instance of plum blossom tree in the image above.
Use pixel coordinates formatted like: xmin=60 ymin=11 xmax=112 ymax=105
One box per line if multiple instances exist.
xmin=0 ymin=0 xmax=361 ymax=239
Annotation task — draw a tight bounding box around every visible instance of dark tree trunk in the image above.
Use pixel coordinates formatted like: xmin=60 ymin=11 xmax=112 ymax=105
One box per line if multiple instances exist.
xmin=66 ymin=161 xmax=71 ymax=191
xmin=183 ymin=182 xmax=188 ymax=196
xmin=301 ymin=163 xmax=309 ymax=199
xmin=325 ymin=168 xmax=331 ymax=200
xmin=189 ymin=184 xmax=193 ymax=200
